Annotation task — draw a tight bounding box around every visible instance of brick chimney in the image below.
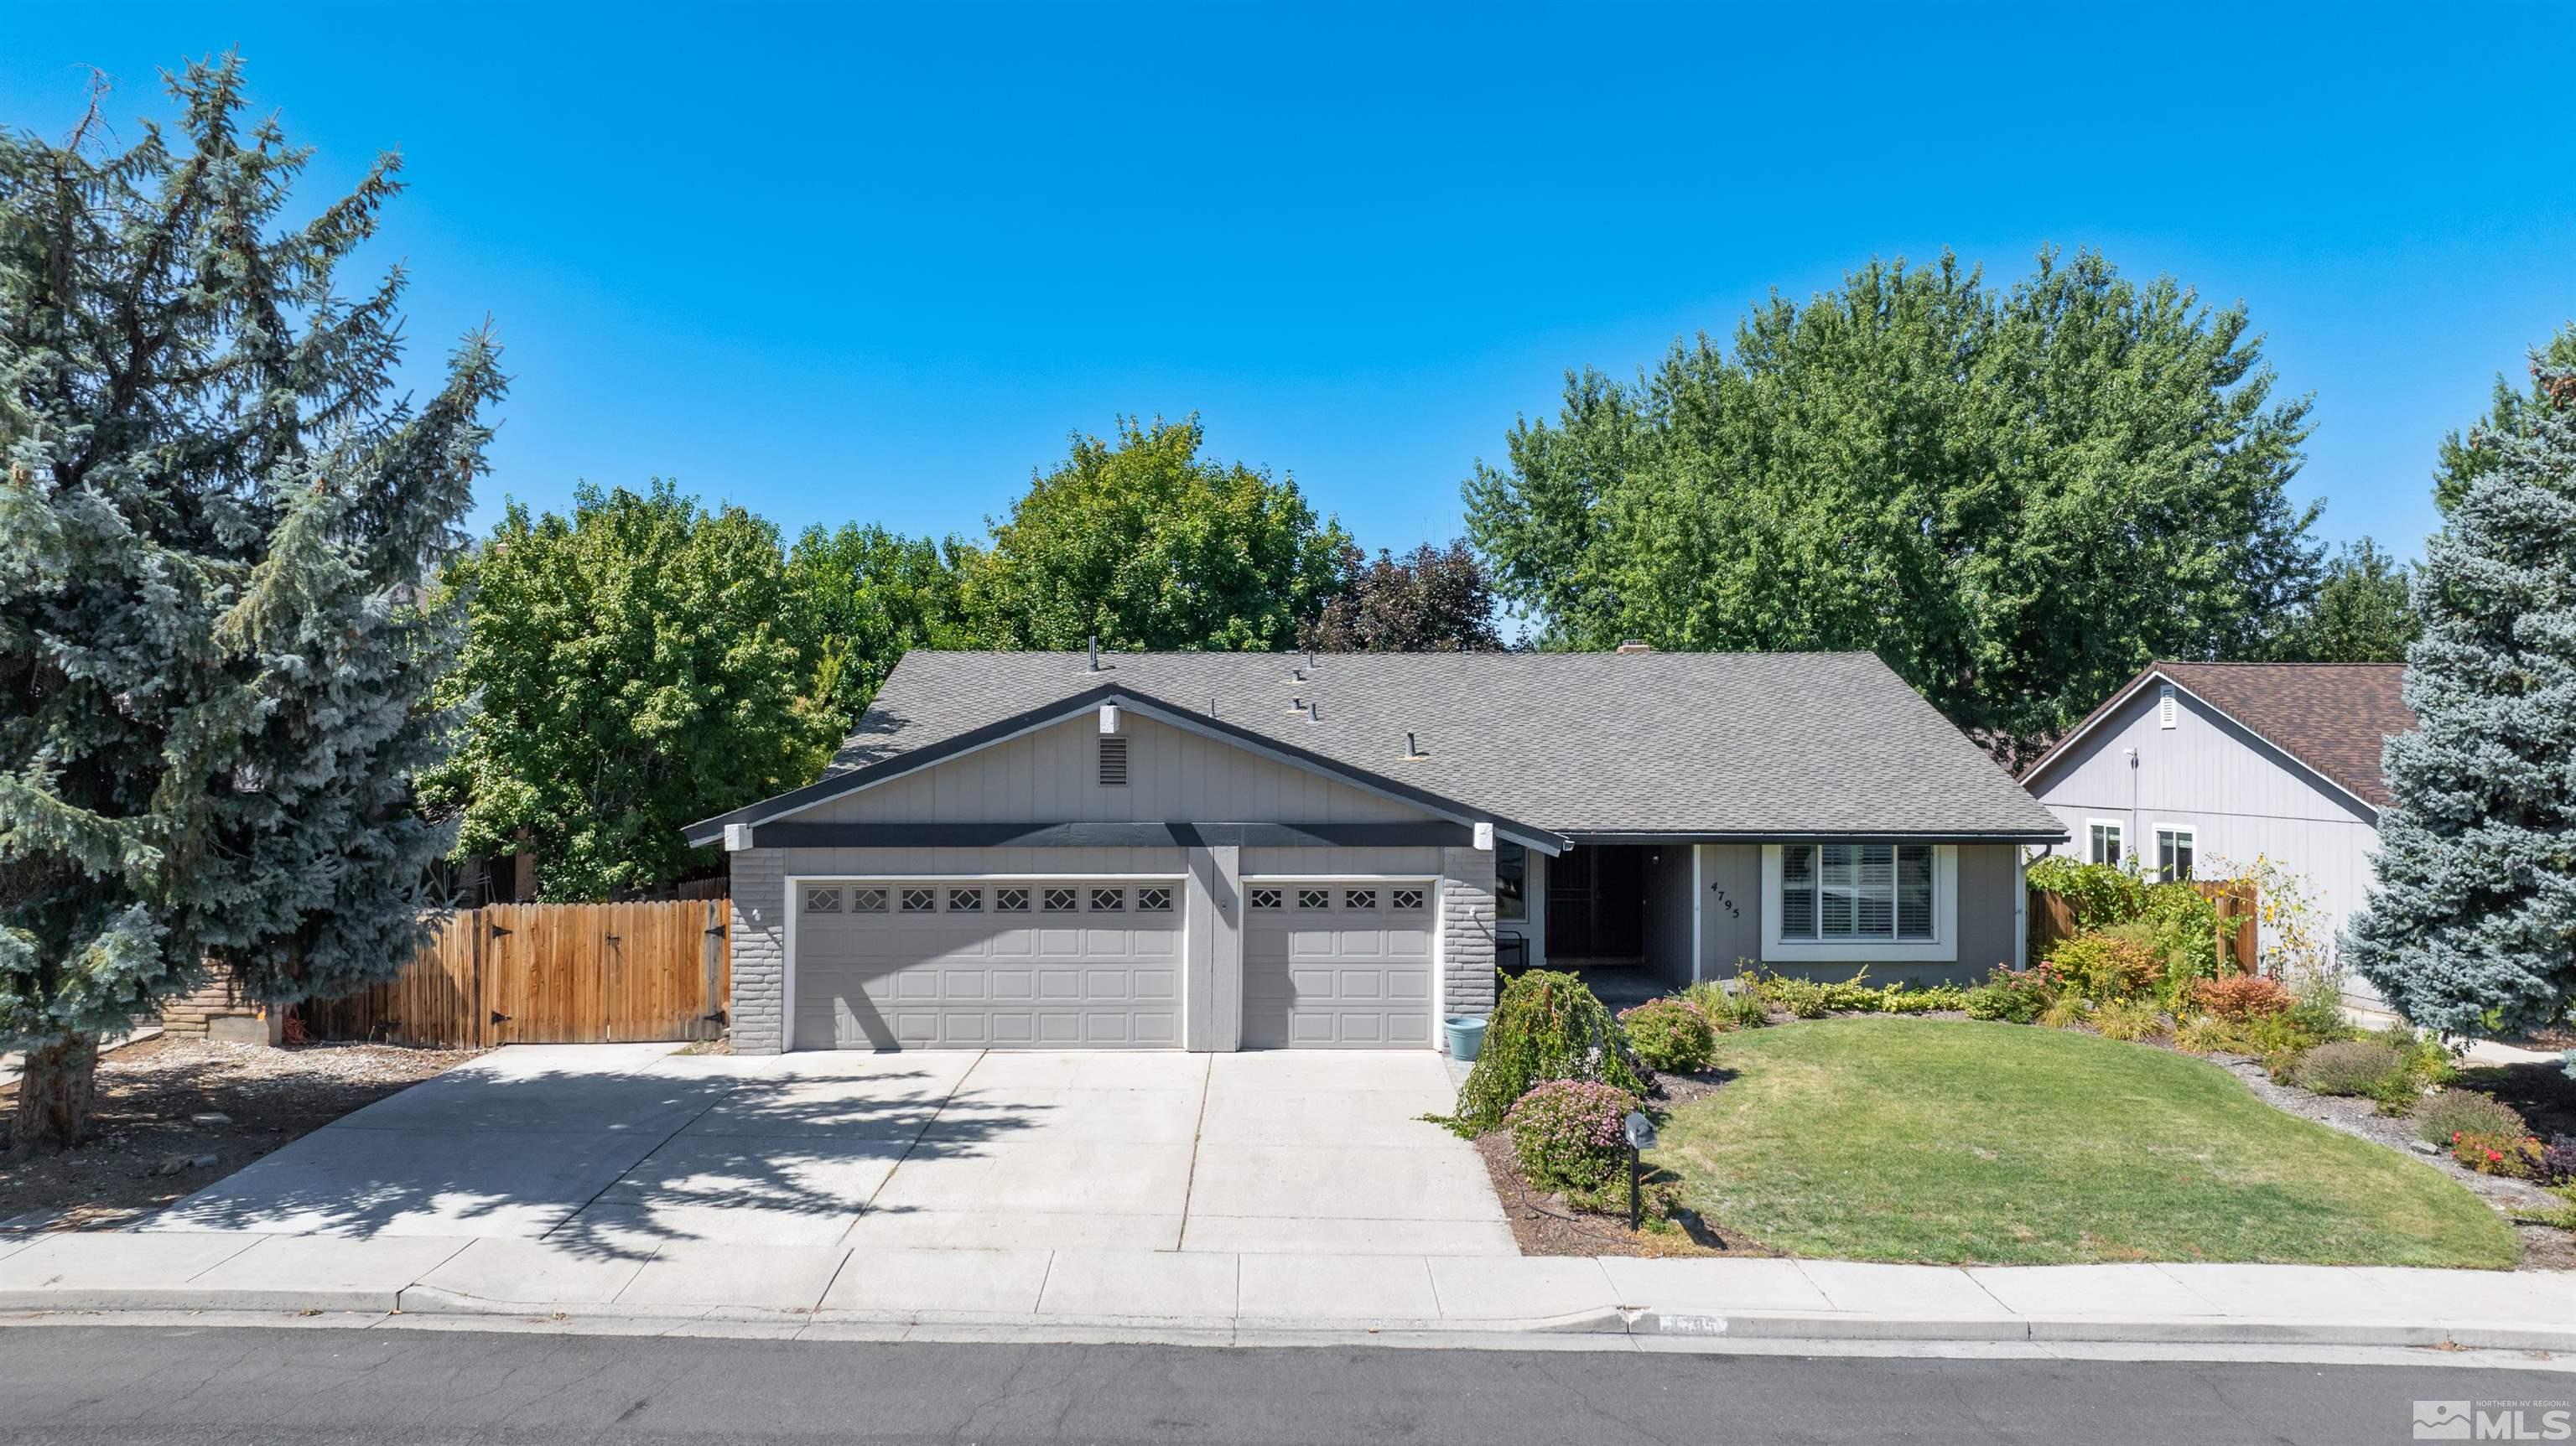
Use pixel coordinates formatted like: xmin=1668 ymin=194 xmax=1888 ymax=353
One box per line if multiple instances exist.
xmin=1615 ymin=640 xmax=1654 ymax=654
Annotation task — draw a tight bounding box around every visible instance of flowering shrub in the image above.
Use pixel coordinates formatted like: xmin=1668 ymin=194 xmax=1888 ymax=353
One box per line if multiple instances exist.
xmin=2191 ymin=974 xmax=2292 ymax=1022
xmin=2449 ymin=1130 xmax=2545 ymax=1179
xmin=1964 ymin=964 xmax=2058 ymax=1024
xmin=2047 ymin=932 xmax=2163 ymax=1001
xmin=1620 ymin=998 xmax=1716 ymax=1072
xmin=1506 ymin=1079 xmax=1641 ymax=1190
xmin=1445 ymin=970 xmax=1645 ymax=1135
xmin=2412 ymin=1090 xmax=2529 ymax=1148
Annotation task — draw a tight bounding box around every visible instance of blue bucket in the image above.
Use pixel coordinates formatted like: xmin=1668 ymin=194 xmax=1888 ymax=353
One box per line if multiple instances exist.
xmin=1443 ymin=1015 xmax=1488 ymax=1061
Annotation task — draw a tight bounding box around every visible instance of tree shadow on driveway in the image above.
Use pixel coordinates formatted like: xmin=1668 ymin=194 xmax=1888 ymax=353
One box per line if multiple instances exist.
xmin=140 ymin=1050 xmax=1048 ymax=1261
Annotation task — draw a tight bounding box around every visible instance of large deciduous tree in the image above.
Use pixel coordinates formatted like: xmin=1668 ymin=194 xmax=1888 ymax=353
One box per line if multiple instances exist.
xmin=959 ymin=417 xmax=1348 ymax=650
xmin=1299 ymin=540 xmax=1503 ymax=651
xmin=1463 ymin=250 xmax=2321 ymax=766
xmin=2262 ymin=538 xmax=2420 ymax=664
xmin=2347 ymin=355 xmax=2576 ymax=1036
xmin=783 ymin=522 xmax=969 ymax=730
xmin=417 ymin=482 xmax=836 ymax=900
xmin=1 ymin=59 xmax=504 ymax=1148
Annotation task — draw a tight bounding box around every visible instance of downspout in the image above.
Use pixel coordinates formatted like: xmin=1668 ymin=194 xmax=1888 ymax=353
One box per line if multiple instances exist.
xmin=2012 ymin=846 xmax=2028 ymax=972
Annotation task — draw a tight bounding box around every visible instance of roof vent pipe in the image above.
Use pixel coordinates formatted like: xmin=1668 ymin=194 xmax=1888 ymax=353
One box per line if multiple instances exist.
xmin=1306 ymin=649 xmax=1317 ymax=671
xmin=1087 ymin=636 xmax=1102 ymax=672
xmin=1405 ymin=731 xmax=1425 ymax=759
xmin=1289 ymin=696 xmax=1304 ymax=713
xmin=1306 ymin=700 xmax=1320 ymax=723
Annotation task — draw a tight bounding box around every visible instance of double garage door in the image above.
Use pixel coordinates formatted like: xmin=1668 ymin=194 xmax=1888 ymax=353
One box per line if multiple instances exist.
xmin=791 ymin=876 xmax=1433 ymax=1050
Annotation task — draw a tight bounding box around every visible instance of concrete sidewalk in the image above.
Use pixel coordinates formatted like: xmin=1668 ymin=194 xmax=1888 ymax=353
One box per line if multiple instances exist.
xmin=4 ymin=1230 xmax=2573 ymax=1350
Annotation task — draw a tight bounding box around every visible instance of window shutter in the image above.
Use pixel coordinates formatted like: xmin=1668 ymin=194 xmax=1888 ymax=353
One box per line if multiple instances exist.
xmin=1098 ymin=734 xmax=1130 ymax=786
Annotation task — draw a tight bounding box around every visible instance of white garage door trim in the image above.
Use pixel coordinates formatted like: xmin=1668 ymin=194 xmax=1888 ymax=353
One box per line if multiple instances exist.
xmin=786 ymin=873 xmax=1187 ymax=1050
xmin=1240 ymin=874 xmax=1439 ymax=1050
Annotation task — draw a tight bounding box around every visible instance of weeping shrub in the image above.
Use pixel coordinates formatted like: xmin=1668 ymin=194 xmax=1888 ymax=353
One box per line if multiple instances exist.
xmin=1443 ymin=970 xmax=1645 ymax=1135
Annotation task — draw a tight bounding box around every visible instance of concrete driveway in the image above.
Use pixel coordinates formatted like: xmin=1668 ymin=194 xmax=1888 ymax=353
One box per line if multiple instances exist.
xmin=145 ymin=1044 xmax=1514 ymax=1257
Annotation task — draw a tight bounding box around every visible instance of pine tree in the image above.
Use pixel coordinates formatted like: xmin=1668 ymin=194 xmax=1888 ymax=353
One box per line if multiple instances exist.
xmin=2346 ymin=356 xmax=2576 ymax=1035
xmin=0 ymin=59 xmax=503 ymax=1149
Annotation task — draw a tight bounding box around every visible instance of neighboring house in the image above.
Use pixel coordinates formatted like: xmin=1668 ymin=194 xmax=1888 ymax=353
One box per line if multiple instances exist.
xmin=684 ymin=650 xmax=2064 ymax=1055
xmin=2018 ymin=661 xmax=2413 ymax=1004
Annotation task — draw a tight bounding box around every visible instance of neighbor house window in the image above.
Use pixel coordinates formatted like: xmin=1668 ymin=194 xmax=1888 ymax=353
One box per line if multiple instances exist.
xmin=1495 ymin=842 xmax=1527 ymax=921
xmin=2156 ymin=827 xmax=2195 ymax=884
xmin=1776 ymin=843 xmax=1935 ymax=941
xmin=2088 ymin=821 xmax=2123 ymax=868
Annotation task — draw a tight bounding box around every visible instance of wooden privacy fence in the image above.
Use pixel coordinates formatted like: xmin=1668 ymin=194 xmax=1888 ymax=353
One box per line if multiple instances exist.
xmin=302 ymin=901 xmax=729 ymax=1049
xmin=2027 ymin=879 xmax=2259 ymax=975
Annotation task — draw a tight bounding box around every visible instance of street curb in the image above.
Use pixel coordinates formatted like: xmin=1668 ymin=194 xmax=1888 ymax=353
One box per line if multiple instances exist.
xmin=3 ymin=1288 xmax=2573 ymax=1353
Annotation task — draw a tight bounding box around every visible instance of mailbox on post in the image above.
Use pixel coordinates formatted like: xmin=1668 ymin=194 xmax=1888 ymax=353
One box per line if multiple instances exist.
xmin=1622 ymin=1111 xmax=1656 ymax=1230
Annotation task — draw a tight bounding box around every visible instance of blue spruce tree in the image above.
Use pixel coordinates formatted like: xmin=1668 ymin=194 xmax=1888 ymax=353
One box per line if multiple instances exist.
xmin=2346 ymin=353 xmax=2576 ymax=1035
xmin=0 ymin=60 xmax=504 ymax=1148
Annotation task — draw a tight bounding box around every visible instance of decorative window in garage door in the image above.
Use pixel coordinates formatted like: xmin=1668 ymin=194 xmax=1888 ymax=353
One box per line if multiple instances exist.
xmin=852 ymin=887 xmax=887 ymax=912
xmin=1136 ymin=885 xmax=1173 ymax=912
xmin=803 ymin=886 xmax=841 ymax=913
xmin=995 ymin=886 xmax=1030 ymax=912
xmin=899 ymin=886 xmax=937 ymax=913
xmin=1392 ymin=887 xmax=1425 ymax=910
xmin=1250 ymin=887 xmax=1283 ymax=910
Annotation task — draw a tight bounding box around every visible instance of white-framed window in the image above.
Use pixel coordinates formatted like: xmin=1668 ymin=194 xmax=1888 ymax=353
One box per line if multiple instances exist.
xmin=2155 ymin=826 xmax=2195 ymax=884
xmin=1775 ymin=844 xmax=1935 ymax=942
xmin=2087 ymin=820 xmax=2124 ymax=868
xmin=2158 ymin=683 xmax=2178 ymax=730
xmin=1760 ymin=844 xmax=1956 ymax=963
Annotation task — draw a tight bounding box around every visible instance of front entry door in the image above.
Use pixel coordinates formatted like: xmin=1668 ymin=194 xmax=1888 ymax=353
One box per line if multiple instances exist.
xmin=1545 ymin=846 xmax=1647 ymax=961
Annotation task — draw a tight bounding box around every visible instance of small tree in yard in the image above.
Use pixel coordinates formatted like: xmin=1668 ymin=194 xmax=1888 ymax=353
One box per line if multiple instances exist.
xmin=2346 ymin=354 xmax=2576 ymax=1036
xmin=0 ymin=60 xmax=503 ymax=1150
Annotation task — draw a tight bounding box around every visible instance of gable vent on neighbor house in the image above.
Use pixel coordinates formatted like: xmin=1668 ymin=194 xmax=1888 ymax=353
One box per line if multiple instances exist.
xmin=2158 ymin=683 xmax=2178 ymax=729
xmin=1098 ymin=733 xmax=1130 ymax=786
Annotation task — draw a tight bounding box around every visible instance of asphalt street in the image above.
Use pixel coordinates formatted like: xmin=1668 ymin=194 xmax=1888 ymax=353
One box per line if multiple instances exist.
xmin=0 ymin=1325 xmax=2568 ymax=1445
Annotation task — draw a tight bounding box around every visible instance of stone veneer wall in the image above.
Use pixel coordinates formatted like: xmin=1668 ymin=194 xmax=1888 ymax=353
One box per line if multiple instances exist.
xmin=727 ymin=847 xmax=787 ymax=1055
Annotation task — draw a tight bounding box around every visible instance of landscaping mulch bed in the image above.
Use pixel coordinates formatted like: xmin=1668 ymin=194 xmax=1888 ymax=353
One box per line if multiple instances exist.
xmin=2095 ymin=1024 xmax=2576 ymax=1272
xmin=1470 ymin=1066 xmax=1778 ymax=1260
xmin=0 ymin=1036 xmax=482 ymax=1231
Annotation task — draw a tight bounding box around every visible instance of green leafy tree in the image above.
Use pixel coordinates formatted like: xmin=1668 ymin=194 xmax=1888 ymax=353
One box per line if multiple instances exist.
xmin=418 ymin=482 xmax=834 ymax=900
xmin=2347 ymin=353 xmax=2576 ymax=1035
xmin=783 ymin=523 xmax=969 ymax=730
xmin=1 ymin=60 xmax=504 ymax=1148
xmin=959 ymin=417 xmax=1349 ymax=650
xmin=2435 ymin=322 xmax=2576 ymax=514
xmin=1463 ymin=250 xmax=2321 ymax=766
xmin=2262 ymin=538 xmax=2420 ymax=663
xmin=1299 ymin=540 xmax=1503 ymax=651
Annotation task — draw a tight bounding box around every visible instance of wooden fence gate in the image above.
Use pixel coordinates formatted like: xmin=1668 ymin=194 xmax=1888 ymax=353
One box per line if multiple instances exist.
xmin=302 ymin=901 xmax=729 ymax=1049
xmin=2026 ymin=879 xmax=2259 ymax=975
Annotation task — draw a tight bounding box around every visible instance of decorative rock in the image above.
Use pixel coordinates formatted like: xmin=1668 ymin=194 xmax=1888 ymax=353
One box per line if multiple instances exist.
xmin=190 ymin=1112 xmax=231 ymax=1127
xmin=152 ymin=1153 xmax=221 ymax=1177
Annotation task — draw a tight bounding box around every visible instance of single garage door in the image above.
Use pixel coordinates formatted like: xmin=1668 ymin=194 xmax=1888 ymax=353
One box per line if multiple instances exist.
xmin=792 ymin=879 xmax=1182 ymax=1050
xmin=1242 ymin=880 xmax=1434 ymax=1048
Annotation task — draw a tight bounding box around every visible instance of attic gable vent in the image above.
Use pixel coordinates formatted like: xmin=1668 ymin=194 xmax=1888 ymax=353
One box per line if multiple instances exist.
xmin=2158 ymin=683 xmax=2178 ymax=730
xmin=1097 ymin=734 xmax=1130 ymax=786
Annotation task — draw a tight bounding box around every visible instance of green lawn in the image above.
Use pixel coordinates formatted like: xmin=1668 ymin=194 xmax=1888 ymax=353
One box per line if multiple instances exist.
xmin=1655 ymin=1018 xmax=2521 ymax=1267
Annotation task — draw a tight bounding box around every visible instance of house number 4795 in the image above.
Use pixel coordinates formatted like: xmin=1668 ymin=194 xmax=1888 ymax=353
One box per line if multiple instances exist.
xmin=1707 ymin=886 xmax=1740 ymax=920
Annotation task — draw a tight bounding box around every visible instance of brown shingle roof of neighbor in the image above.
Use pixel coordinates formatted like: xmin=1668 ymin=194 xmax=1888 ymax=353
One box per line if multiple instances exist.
xmin=2151 ymin=661 xmax=2415 ymax=809
xmin=786 ymin=650 xmax=2065 ymax=840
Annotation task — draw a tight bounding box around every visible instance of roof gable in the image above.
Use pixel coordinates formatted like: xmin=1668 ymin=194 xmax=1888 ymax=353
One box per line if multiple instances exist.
xmin=2024 ymin=662 xmax=2413 ymax=811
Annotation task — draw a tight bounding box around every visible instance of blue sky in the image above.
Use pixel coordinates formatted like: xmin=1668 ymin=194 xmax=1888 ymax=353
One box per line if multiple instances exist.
xmin=7 ymin=4 xmax=2570 ymax=565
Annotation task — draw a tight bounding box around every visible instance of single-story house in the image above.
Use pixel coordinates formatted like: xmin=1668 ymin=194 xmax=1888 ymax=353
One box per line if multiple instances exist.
xmin=684 ymin=649 xmax=2066 ymax=1054
xmin=2018 ymin=661 xmax=2413 ymax=1007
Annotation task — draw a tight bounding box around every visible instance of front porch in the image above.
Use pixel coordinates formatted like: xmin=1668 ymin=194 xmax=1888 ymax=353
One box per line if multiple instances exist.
xmin=1495 ymin=842 xmax=1698 ymax=1005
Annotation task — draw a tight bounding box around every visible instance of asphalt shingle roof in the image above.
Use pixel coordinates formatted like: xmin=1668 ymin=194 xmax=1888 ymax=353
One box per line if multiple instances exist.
xmin=2153 ymin=662 xmax=2412 ymax=809
xmin=817 ymin=650 xmax=2063 ymax=839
